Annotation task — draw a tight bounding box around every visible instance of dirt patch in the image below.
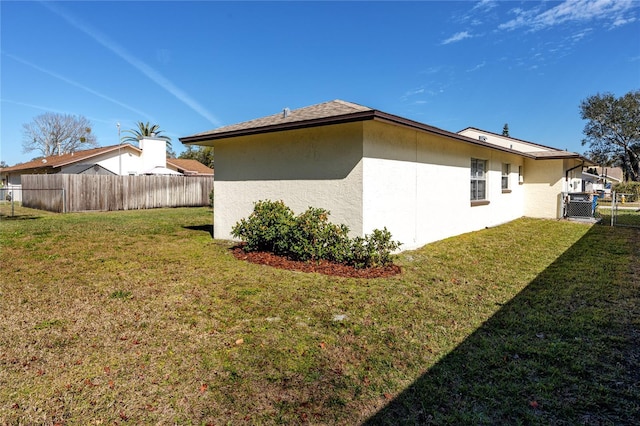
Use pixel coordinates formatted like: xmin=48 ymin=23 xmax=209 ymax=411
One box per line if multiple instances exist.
xmin=231 ymin=247 xmax=402 ymax=278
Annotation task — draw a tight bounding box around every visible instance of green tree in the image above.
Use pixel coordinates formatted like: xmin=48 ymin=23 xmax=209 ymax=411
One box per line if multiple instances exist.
xmin=22 ymin=112 xmax=98 ymax=157
xmin=179 ymin=145 xmax=214 ymax=168
xmin=580 ymin=90 xmax=640 ymax=181
xmin=502 ymin=123 xmax=510 ymax=137
xmin=121 ymin=122 xmax=172 ymax=147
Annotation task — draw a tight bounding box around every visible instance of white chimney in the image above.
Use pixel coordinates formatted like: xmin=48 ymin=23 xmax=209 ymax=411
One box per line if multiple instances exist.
xmin=139 ymin=137 xmax=167 ymax=173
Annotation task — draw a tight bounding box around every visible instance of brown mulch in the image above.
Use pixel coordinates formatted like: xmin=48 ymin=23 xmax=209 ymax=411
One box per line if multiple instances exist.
xmin=231 ymin=247 xmax=402 ymax=278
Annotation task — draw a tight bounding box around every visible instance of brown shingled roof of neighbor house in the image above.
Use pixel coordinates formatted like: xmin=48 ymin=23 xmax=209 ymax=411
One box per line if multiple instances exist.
xmin=1 ymin=144 xmax=140 ymax=172
xmin=180 ymin=99 xmax=591 ymax=163
xmin=167 ymin=158 xmax=214 ymax=176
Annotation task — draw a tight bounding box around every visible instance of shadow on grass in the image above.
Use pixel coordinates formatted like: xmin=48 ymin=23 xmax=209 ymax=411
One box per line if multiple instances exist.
xmin=183 ymin=224 xmax=213 ymax=238
xmin=364 ymin=224 xmax=640 ymax=425
xmin=0 ymin=214 xmax=43 ymax=221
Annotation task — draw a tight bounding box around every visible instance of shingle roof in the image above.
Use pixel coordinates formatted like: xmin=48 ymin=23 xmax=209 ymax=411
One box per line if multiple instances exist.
xmin=180 ymin=99 xmax=591 ymax=163
xmin=167 ymin=158 xmax=214 ymax=176
xmin=184 ymin=100 xmax=372 ymax=140
xmin=1 ymin=144 xmax=139 ymax=172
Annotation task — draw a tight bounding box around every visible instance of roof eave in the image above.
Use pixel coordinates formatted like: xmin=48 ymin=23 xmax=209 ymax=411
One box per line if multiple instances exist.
xmin=180 ymin=110 xmax=378 ymax=145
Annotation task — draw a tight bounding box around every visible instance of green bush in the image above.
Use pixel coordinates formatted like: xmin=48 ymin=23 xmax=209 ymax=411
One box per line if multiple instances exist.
xmin=613 ymin=182 xmax=640 ymax=202
xmin=230 ymin=200 xmax=295 ymax=255
xmin=287 ymin=207 xmax=351 ymax=263
xmin=231 ymin=200 xmax=401 ymax=268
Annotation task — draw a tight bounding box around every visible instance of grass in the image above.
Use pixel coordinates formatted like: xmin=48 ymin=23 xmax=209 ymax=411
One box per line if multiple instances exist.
xmin=1 ymin=206 xmax=638 ymax=425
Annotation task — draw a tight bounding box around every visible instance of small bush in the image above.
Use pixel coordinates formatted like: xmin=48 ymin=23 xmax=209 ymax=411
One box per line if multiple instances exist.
xmin=232 ymin=200 xmax=401 ymax=268
xmin=231 ymin=200 xmax=295 ymax=255
xmin=613 ymin=182 xmax=640 ymax=202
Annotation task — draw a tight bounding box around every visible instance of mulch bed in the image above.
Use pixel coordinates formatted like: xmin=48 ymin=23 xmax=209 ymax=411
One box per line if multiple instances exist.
xmin=231 ymin=247 xmax=402 ymax=278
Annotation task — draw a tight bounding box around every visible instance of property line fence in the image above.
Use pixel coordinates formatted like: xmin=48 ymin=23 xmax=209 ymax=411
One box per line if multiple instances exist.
xmin=1 ymin=188 xmax=66 ymax=215
xmin=610 ymin=191 xmax=640 ymax=228
xmin=10 ymin=174 xmax=213 ymax=214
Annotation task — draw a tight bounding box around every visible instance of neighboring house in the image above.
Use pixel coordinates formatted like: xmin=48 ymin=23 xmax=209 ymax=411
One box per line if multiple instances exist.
xmin=180 ymin=99 xmax=592 ymax=250
xmin=581 ymin=166 xmax=623 ymax=196
xmin=0 ymin=137 xmax=214 ymax=202
xmin=168 ymin=159 xmax=215 ymax=176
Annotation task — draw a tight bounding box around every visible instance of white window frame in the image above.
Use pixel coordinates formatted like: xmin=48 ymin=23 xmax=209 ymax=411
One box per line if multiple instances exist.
xmin=471 ymin=158 xmax=488 ymax=203
xmin=502 ymin=163 xmax=511 ymax=192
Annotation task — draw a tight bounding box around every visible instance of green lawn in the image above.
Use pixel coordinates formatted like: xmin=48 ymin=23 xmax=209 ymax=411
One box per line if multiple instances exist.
xmin=1 ymin=207 xmax=638 ymax=425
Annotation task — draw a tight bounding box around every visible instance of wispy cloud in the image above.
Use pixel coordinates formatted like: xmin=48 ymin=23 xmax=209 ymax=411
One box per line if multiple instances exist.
xmin=4 ymin=52 xmax=154 ymax=121
xmin=466 ymin=61 xmax=487 ymax=72
xmin=471 ymin=0 xmax=499 ymax=13
xmin=499 ymin=0 xmax=637 ymax=31
xmin=1 ymin=98 xmax=114 ymax=125
xmin=40 ymin=1 xmax=222 ymax=127
xmin=442 ymin=31 xmax=473 ymax=45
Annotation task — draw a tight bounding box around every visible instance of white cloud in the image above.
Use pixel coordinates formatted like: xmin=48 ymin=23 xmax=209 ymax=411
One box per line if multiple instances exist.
xmin=499 ymin=0 xmax=637 ymax=31
xmin=466 ymin=61 xmax=487 ymax=72
xmin=41 ymin=2 xmax=222 ymax=127
xmin=442 ymin=31 xmax=473 ymax=45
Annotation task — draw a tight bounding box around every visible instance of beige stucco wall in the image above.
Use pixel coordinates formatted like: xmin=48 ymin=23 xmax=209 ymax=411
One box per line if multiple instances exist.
xmin=212 ymin=122 xmax=365 ymax=240
xmin=362 ymin=121 xmax=526 ymax=250
xmin=521 ymin=158 xmax=565 ymax=218
xmin=209 ymin=119 xmax=573 ymax=250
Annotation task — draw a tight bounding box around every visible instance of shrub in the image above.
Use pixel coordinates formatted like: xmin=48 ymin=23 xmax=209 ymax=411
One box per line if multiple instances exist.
xmin=230 ymin=200 xmax=295 ymax=255
xmin=288 ymin=207 xmax=351 ymax=263
xmin=349 ymin=228 xmax=401 ymax=268
xmin=232 ymin=200 xmax=401 ymax=268
xmin=613 ymin=182 xmax=640 ymax=202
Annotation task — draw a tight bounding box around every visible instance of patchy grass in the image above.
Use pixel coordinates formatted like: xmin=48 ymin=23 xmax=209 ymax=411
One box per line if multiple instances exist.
xmin=1 ymin=207 xmax=638 ymax=425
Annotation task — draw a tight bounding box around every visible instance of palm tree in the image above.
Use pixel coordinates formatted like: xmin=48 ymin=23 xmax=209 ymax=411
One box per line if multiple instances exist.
xmin=121 ymin=122 xmax=171 ymax=146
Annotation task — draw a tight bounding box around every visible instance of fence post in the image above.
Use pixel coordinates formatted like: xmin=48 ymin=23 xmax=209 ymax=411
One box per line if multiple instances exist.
xmin=611 ymin=191 xmax=616 ymax=227
xmin=62 ymin=188 xmax=66 ymax=213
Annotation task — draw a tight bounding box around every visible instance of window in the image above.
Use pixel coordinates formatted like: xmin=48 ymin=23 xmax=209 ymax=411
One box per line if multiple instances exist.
xmin=470 ymin=158 xmax=487 ymax=201
xmin=502 ymin=163 xmax=510 ymax=191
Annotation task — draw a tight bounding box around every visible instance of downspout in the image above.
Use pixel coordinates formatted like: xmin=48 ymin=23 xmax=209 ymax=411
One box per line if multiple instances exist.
xmin=565 ymin=161 xmax=584 ymax=193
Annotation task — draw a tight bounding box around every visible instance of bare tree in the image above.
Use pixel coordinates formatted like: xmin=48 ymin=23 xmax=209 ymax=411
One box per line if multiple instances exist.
xmin=22 ymin=112 xmax=98 ymax=157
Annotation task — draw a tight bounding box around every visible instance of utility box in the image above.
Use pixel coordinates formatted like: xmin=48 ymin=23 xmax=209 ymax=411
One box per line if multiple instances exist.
xmin=566 ymin=192 xmax=595 ymax=218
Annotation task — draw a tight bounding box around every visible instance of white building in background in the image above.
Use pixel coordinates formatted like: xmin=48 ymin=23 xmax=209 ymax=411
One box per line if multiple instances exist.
xmin=0 ymin=137 xmax=213 ymax=202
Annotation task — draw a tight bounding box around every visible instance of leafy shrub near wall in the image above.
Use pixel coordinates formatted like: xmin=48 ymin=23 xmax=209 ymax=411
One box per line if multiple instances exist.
xmin=613 ymin=182 xmax=640 ymax=201
xmin=231 ymin=200 xmax=401 ymax=268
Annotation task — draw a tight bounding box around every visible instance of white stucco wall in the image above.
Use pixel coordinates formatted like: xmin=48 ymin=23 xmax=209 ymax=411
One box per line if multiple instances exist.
xmin=208 ymin=119 xmax=572 ymax=250
xmin=362 ymin=121 xmax=526 ymax=250
xmin=212 ymin=123 xmax=365 ymax=240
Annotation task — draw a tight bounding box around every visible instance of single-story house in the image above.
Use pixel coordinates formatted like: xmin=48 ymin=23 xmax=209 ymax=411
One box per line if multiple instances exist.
xmin=581 ymin=166 xmax=623 ymax=196
xmin=1 ymin=138 xmax=214 ymax=201
xmin=180 ymin=100 xmax=592 ymax=250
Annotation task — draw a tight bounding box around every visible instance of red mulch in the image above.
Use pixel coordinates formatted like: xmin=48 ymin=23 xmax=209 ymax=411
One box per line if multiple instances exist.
xmin=231 ymin=247 xmax=402 ymax=278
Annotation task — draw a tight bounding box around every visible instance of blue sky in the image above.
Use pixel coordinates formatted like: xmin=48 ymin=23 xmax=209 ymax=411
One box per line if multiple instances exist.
xmin=1 ymin=0 xmax=639 ymax=166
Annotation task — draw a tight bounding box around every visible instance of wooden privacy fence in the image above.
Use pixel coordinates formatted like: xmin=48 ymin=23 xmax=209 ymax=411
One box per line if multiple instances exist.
xmin=21 ymin=174 xmax=213 ymax=213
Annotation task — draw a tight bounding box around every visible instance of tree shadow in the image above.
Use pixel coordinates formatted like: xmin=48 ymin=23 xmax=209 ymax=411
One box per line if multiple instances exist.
xmin=364 ymin=225 xmax=640 ymax=425
xmin=0 ymin=214 xmax=43 ymax=221
xmin=183 ymin=224 xmax=213 ymax=238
